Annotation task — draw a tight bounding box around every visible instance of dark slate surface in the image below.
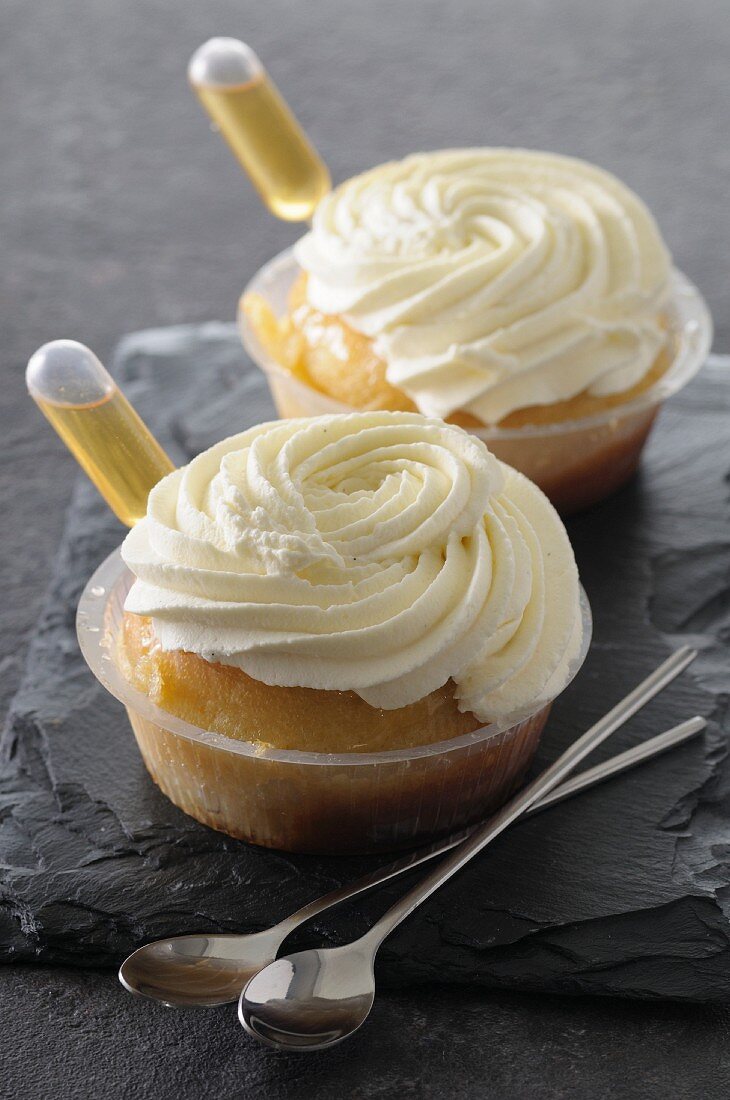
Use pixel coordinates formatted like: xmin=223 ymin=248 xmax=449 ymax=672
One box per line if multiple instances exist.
xmin=2 ymin=325 xmax=729 ymax=1003
xmin=4 ymin=2 xmax=730 ymax=1095
xmin=6 ymin=965 xmax=730 ymax=1100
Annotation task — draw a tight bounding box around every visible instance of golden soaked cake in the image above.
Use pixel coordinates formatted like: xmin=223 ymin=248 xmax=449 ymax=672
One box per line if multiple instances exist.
xmin=118 ymin=613 xmax=483 ymax=753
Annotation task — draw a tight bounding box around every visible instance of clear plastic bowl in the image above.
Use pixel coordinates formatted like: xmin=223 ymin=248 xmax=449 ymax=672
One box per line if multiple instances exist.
xmin=77 ymin=549 xmax=592 ymax=855
xmin=239 ymin=250 xmax=712 ymax=514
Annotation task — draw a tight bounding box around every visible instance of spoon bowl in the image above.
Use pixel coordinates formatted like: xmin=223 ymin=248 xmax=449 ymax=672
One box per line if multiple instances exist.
xmin=119 ymin=929 xmax=284 ymax=1008
xmin=240 ymin=944 xmax=376 ymax=1050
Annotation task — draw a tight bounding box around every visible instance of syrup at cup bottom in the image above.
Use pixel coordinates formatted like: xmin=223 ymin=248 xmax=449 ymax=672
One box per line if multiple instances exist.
xmin=77 ymin=549 xmax=592 ymax=855
xmin=239 ymin=249 xmax=712 ymax=514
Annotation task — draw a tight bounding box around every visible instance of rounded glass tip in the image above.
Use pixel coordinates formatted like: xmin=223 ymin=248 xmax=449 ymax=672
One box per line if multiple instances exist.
xmin=26 ymin=339 xmax=115 ymax=407
xmin=188 ymin=37 xmax=264 ymax=89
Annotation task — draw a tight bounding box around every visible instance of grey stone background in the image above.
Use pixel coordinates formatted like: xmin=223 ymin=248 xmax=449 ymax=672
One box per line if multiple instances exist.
xmin=2 ymin=0 xmax=729 ymax=1096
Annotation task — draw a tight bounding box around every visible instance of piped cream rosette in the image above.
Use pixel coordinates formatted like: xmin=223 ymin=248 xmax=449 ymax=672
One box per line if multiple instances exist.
xmin=295 ymin=149 xmax=671 ymax=424
xmin=122 ymin=412 xmax=582 ymax=725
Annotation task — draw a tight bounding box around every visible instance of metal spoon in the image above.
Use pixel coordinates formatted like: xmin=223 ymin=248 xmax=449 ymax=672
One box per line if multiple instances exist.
xmin=239 ymin=650 xmax=700 ymax=1049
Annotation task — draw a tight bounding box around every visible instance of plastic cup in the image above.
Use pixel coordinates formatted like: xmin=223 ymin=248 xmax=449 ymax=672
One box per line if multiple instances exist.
xmin=239 ymin=250 xmax=712 ymax=513
xmin=77 ymin=549 xmax=592 ymax=855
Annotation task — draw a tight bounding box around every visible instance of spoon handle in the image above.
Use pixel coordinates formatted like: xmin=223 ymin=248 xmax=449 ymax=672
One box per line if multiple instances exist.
xmin=361 ymin=646 xmax=698 ymax=948
xmin=275 ymin=650 xmax=699 ymax=938
xmin=533 ymin=715 xmax=703 ymax=811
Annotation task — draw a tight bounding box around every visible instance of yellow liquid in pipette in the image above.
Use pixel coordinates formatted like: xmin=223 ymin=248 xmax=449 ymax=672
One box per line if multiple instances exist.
xmin=36 ymin=390 xmax=175 ymax=527
xmin=194 ymin=74 xmax=330 ymax=221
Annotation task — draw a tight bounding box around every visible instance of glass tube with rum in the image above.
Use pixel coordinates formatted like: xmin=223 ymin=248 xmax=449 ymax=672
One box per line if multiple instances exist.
xmin=188 ymin=38 xmax=330 ymax=222
xmin=27 ymin=341 xmax=175 ymax=527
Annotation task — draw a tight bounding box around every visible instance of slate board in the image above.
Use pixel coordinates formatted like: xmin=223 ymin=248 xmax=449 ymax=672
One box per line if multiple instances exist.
xmin=2 ymin=325 xmax=729 ymax=1002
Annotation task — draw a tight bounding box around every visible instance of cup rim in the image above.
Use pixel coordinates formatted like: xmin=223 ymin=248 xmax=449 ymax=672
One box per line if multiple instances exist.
xmin=77 ymin=548 xmax=593 ymax=768
xmin=239 ymin=248 xmax=713 ymax=439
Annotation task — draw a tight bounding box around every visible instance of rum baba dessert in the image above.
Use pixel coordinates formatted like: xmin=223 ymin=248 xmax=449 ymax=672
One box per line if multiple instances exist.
xmin=104 ymin=411 xmax=589 ymax=852
xmin=241 ymin=148 xmax=709 ymax=512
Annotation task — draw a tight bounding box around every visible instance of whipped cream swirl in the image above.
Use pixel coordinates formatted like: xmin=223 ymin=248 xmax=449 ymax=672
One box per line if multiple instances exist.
xmin=295 ymin=149 xmax=671 ymax=423
xmin=122 ymin=413 xmax=582 ymax=724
